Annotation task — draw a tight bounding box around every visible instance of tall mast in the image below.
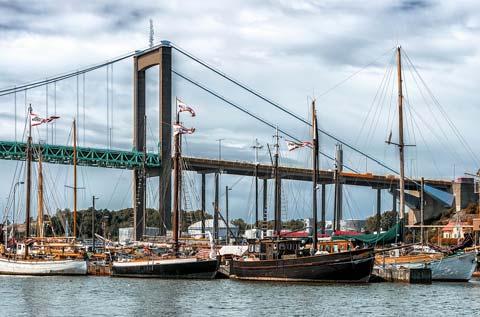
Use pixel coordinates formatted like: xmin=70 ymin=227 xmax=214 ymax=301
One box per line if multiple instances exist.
xmin=396 ymin=46 xmax=406 ymax=225
xmin=25 ymin=105 xmax=32 ymax=254
xmin=312 ymin=100 xmax=319 ymax=252
xmin=37 ymin=153 xmax=44 ymax=238
xmin=172 ymin=111 xmax=180 ymax=255
xmin=420 ymin=177 xmax=424 ymax=245
xmin=252 ymin=139 xmax=263 ymax=229
xmin=73 ymin=119 xmax=77 ymax=239
xmin=273 ymin=127 xmax=281 ymax=237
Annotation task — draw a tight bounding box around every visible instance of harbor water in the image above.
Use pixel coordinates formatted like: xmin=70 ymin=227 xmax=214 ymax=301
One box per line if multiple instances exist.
xmin=1 ymin=276 xmax=479 ymax=316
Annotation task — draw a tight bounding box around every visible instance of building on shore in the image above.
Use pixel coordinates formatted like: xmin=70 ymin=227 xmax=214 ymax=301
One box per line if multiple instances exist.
xmin=188 ymin=219 xmax=238 ymax=241
xmin=119 ymin=227 xmax=161 ymax=244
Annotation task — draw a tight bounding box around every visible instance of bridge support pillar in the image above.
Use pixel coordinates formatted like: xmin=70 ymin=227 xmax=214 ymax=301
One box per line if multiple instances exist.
xmin=275 ymin=178 xmax=282 ymax=233
xmin=376 ymin=188 xmax=382 ymax=233
xmin=263 ymin=178 xmax=268 ymax=235
xmin=133 ymin=65 xmax=146 ymax=241
xmin=159 ymin=44 xmax=172 ymax=235
xmin=334 ymin=144 xmax=343 ymax=232
xmin=133 ymin=42 xmax=172 ymax=240
xmin=392 ymin=186 xmax=397 ymax=214
xmin=321 ymin=184 xmax=326 ymax=234
xmin=201 ymin=173 xmax=206 ymax=234
xmin=214 ymin=172 xmax=219 ymax=242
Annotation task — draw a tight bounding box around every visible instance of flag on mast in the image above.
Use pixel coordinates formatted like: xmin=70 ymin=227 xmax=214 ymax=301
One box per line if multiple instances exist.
xmin=286 ymin=140 xmax=312 ymax=151
xmin=177 ymin=98 xmax=196 ymax=117
xmin=30 ymin=111 xmax=60 ymax=127
xmin=173 ymin=123 xmax=195 ymax=135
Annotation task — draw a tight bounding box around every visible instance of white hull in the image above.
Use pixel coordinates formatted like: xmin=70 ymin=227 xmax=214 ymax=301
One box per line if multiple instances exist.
xmin=0 ymin=258 xmax=87 ymax=276
xmin=430 ymin=252 xmax=477 ymax=281
xmin=381 ymin=252 xmax=477 ymax=281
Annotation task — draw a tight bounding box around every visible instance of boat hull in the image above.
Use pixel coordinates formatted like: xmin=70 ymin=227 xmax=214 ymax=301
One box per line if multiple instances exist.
xmin=111 ymin=258 xmax=219 ymax=279
xmin=376 ymin=251 xmax=477 ymax=281
xmin=428 ymin=252 xmax=476 ymax=281
xmin=230 ymin=248 xmax=375 ymax=283
xmin=0 ymin=258 xmax=87 ymax=276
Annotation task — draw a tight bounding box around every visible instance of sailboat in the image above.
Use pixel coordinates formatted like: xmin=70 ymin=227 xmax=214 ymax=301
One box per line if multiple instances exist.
xmin=111 ymin=98 xmax=218 ymax=278
xmin=230 ymin=101 xmax=375 ymax=282
xmin=0 ymin=108 xmax=87 ymax=275
xmin=374 ymin=46 xmax=477 ymax=282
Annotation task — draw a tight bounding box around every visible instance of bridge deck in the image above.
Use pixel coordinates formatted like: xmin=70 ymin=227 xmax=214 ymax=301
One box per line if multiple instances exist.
xmin=0 ymin=141 xmax=452 ymax=190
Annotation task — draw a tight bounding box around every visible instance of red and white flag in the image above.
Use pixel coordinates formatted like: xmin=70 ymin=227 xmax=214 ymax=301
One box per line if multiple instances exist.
xmin=30 ymin=112 xmax=60 ymax=127
xmin=286 ymin=140 xmax=313 ymax=151
xmin=177 ymin=99 xmax=196 ymax=117
xmin=173 ymin=123 xmax=195 ymax=136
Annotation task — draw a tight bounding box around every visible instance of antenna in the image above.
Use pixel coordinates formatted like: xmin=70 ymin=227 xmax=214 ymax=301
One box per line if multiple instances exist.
xmin=149 ymin=19 xmax=154 ymax=48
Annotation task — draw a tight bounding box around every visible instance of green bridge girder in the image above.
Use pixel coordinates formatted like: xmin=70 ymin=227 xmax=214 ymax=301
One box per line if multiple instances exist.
xmin=0 ymin=140 xmax=160 ymax=169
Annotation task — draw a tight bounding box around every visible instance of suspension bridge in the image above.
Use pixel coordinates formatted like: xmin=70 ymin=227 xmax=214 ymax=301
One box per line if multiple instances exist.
xmin=0 ymin=40 xmax=453 ymax=241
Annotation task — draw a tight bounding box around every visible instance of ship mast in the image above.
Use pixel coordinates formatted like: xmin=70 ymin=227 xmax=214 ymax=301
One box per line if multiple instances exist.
xmin=252 ymin=139 xmax=263 ymax=230
xmin=37 ymin=153 xmax=44 ymax=238
xmin=73 ymin=119 xmax=78 ymax=239
xmin=273 ymin=127 xmax=281 ymax=238
xmin=172 ymin=111 xmax=181 ymax=255
xmin=312 ymin=100 xmax=319 ymax=252
xmin=396 ymin=46 xmax=406 ymax=228
xmin=25 ymin=105 xmax=33 ymax=257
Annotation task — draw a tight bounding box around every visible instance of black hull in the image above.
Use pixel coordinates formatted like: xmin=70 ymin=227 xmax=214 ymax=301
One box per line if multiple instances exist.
xmin=111 ymin=258 xmax=219 ymax=279
xmin=231 ymin=248 xmax=374 ymax=283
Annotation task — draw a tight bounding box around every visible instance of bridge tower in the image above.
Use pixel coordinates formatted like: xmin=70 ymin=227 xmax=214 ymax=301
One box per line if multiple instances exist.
xmin=133 ymin=41 xmax=172 ymax=240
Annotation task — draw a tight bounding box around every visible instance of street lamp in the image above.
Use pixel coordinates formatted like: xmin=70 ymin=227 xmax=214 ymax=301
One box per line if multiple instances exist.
xmin=12 ymin=181 xmax=24 ymax=240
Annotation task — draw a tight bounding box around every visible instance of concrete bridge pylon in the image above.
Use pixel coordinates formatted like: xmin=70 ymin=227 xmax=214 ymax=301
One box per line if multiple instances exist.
xmin=133 ymin=41 xmax=172 ymax=240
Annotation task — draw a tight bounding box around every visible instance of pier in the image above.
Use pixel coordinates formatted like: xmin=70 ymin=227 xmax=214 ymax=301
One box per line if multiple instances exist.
xmin=372 ymin=266 xmax=432 ymax=284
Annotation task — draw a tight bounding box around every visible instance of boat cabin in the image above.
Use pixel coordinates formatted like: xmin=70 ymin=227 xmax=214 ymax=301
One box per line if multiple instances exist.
xmin=247 ymin=239 xmax=355 ymax=260
xmin=16 ymin=243 xmax=26 ymax=256
xmin=315 ymin=240 xmax=353 ymax=253
xmin=247 ymin=239 xmax=302 ymax=260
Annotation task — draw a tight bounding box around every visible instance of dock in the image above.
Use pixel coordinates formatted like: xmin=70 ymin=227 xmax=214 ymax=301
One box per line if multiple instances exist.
xmin=372 ymin=266 xmax=432 ymax=284
xmin=87 ymin=262 xmax=111 ymax=276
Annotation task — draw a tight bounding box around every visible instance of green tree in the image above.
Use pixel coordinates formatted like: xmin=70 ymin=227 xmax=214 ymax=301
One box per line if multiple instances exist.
xmin=284 ymin=219 xmax=306 ymax=231
xmin=365 ymin=210 xmax=398 ymax=232
xmin=231 ymin=218 xmax=247 ymax=234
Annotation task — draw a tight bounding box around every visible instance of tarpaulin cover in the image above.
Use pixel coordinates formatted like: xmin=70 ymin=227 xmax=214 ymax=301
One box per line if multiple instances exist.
xmin=332 ymin=221 xmax=403 ymax=245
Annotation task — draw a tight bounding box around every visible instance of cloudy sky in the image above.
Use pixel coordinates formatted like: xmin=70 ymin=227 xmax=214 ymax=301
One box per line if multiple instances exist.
xmin=0 ymin=0 xmax=479 ymax=229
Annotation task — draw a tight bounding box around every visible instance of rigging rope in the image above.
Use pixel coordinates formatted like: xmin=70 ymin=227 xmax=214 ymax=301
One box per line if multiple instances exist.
xmin=403 ymin=49 xmax=480 ymax=167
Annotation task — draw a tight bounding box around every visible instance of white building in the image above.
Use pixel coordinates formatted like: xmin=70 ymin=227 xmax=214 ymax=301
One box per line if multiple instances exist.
xmin=188 ymin=219 xmax=238 ymax=240
xmin=340 ymin=219 xmax=366 ymax=232
xmin=118 ymin=227 xmax=160 ymax=244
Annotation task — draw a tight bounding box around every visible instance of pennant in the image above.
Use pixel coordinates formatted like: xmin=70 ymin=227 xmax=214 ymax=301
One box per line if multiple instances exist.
xmin=177 ymin=99 xmax=196 ymax=117
xmin=286 ymin=140 xmax=313 ymax=151
xmin=30 ymin=112 xmax=60 ymax=127
xmin=173 ymin=123 xmax=195 ymax=135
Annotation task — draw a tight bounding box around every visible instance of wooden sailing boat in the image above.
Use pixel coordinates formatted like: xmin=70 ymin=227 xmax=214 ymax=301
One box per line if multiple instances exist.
xmin=375 ymin=46 xmax=477 ymax=281
xmin=230 ymin=101 xmax=375 ymax=282
xmin=0 ymin=109 xmax=87 ymax=275
xmin=111 ymin=98 xmax=218 ymax=278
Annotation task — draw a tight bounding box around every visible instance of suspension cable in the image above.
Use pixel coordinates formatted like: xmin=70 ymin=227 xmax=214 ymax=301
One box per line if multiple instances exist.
xmin=172 ymin=43 xmax=398 ymax=175
xmin=171 ymin=69 xmax=360 ymax=172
